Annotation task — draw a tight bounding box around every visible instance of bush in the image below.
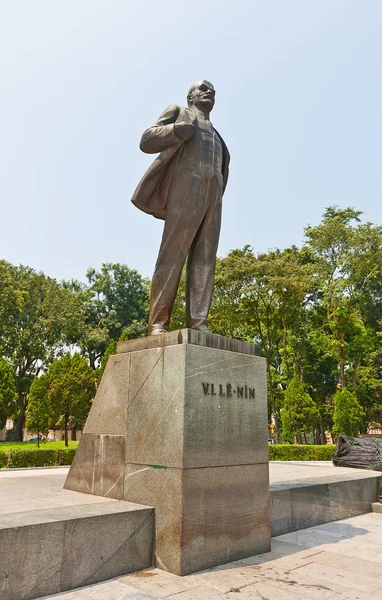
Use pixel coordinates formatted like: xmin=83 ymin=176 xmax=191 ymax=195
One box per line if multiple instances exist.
xmin=0 ymin=444 xmax=336 ymax=468
xmin=281 ymin=375 xmax=320 ymax=443
xmin=332 ymin=388 xmax=365 ymax=439
xmin=0 ymin=447 xmax=77 ymax=468
xmin=269 ymin=444 xmax=336 ymax=461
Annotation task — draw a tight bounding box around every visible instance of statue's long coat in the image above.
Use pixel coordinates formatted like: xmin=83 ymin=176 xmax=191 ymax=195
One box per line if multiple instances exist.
xmin=131 ymin=104 xmax=230 ymax=220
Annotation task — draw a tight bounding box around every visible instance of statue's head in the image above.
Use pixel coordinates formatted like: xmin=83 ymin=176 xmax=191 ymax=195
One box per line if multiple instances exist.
xmin=187 ymin=80 xmax=215 ymax=111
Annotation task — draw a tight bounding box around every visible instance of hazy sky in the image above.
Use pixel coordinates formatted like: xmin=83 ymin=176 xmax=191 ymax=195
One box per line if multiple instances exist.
xmin=1 ymin=1 xmax=382 ymax=282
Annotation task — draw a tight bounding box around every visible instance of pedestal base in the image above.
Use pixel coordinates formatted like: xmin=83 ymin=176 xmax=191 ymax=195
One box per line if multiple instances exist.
xmin=65 ymin=329 xmax=271 ymax=575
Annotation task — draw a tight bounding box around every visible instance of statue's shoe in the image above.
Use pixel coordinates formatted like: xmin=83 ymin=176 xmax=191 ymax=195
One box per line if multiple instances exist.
xmin=149 ymin=327 xmax=167 ymax=335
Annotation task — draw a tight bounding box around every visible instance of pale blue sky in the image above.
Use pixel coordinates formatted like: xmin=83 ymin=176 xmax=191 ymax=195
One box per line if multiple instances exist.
xmin=1 ymin=1 xmax=382 ymax=282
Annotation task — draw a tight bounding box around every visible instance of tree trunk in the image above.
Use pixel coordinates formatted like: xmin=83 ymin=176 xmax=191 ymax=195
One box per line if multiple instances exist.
xmin=281 ymin=317 xmax=289 ymax=380
xmin=64 ymin=413 xmax=69 ymax=447
xmin=318 ymin=422 xmax=326 ymax=445
xmin=14 ymin=391 xmax=26 ymax=441
xmin=338 ymin=332 xmax=346 ymax=387
xmin=339 ymin=359 xmax=346 ymax=387
xmin=314 ymin=427 xmax=321 ymax=445
xmin=71 ymin=424 xmax=77 ymax=441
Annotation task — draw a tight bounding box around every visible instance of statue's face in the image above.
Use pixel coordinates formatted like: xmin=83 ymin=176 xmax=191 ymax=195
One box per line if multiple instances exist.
xmin=189 ymin=81 xmax=215 ymax=111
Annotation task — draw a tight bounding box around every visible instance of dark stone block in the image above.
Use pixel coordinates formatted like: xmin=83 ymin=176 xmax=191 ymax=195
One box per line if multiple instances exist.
xmin=290 ymin=483 xmax=330 ymax=530
xmin=328 ymin=480 xmax=363 ymax=521
xmin=270 ymin=488 xmax=292 ymax=536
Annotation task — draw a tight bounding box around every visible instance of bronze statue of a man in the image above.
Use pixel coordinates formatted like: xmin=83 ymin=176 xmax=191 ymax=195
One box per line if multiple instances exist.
xmin=132 ymin=80 xmax=230 ymax=335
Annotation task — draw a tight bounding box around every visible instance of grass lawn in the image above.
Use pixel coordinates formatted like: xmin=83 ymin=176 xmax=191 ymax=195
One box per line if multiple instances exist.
xmin=0 ymin=441 xmax=79 ymax=451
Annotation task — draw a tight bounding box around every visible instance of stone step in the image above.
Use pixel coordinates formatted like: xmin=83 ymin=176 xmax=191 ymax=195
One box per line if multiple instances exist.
xmin=0 ymin=497 xmax=153 ymax=600
xmin=270 ymin=469 xmax=382 ymax=536
xmin=372 ymin=502 xmax=382 ymax=513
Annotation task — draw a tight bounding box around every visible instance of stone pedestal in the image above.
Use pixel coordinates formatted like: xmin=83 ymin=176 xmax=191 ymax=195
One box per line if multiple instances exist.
xmin=64 ymin=329 xmax=271 ymax=575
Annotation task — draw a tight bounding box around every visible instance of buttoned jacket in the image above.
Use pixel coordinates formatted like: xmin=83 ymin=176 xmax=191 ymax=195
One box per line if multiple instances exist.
xmin=131 ymin=104 xmax=230 ymax=220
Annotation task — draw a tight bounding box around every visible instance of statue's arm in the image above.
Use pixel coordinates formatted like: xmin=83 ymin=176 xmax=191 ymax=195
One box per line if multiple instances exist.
xmin=139 ymin=104 xmax=181 ymax=154
xmin=215 ymin=129 xmax=230 ymax=195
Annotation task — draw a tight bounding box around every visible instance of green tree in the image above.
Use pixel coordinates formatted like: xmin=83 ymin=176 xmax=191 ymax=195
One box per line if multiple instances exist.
xmin=281 ymin=375 xmax=320 ymax=443
xmin=66 ymin=263 xmax=149 ymax=368
xmin=25 ymin=374 xmax=51 ymax=445
xmin=304 ymin=207 xmax=382 ymax=387
xmin=332 ymin=387 xmax=365 ymax=439
xmin=304 ymin=206 xmax=382 ymax=431
xmin=0 ymin=261 xmax=82 ymax=440
xmin=0 ymin=355 xmax=16 ymax=429
xmin=47 ymin=354 xmax=96 ymax=446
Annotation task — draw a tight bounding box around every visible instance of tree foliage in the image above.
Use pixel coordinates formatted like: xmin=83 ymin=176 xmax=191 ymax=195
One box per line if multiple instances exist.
xmin=0 ymin=261 xmax=82 ymax=440
xmin=27 ymin=354 xmax=96 ymax=446
xmin=26 ymin=374 xmax=51 ymax=442
xmin=0 ymin=356 xmax=16 ymax=429
xmin=65 ymin=263 xmax=149 ymax=368
xmin=332 ymin=387 xmax=365 ymax=439
xmin=281 ymin=376 xmax=320 ymax=443
xmin=46 ymin=354 xmax=96 ymax=446
xmin=205 ymin=206 xmax=382 ymax=439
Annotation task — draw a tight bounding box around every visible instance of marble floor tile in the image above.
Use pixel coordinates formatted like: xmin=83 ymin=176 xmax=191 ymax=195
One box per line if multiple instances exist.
xmin=334 ymin=590 xmax=382 ymax=600
xmin=165 ymin=586 xmax=227 ymax=599
xmin=185 ymin=563 xmax=262 ymax=593
xmin=42 ymin=579 xmax=159 ymax=599
xmin=310 ymin=550 xmax=382 ymax=578
xmin=290 ymin=562 xmax=382 ymax=594
xmin=118 ymin=569 xmax=199 ymax=597
xmin=232 ymin=580 xmax=325 ymax=599
xmin=244 ymin=568 xmax=347 ymax=599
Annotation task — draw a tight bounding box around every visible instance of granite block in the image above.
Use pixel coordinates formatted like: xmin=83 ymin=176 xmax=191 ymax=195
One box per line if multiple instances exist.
xmin=123 ymin=463 xmax=270 ymax=576
xmin=0 ymin=521 xmax=64 ymax=600
xmin=126 ymin=345 xmax=185 ymax=467
xmin=270 ymin=488 xmax=292 ymax=536
xmin=60 ymin=509 xmax=153 ymax=591
xmin=183 ymin=344 xmax=268 ymax=467
xmin=83 ymin=353 xmax=130 ymax=436
xmin=359 ymin=473 xmax=381 ymax=508
xmin=0 ymin=500 xmax=153 ymax=600
xmin=64 ymin=433 xmax=125 ymax=499
xmin=125 ymin=343 xmax=267 ymax=469
xmin=118 ymin=328 xmax=260 ymax=356
xmin=328 ymin=480 xmax=363 ymax=521
xmin=180 ymin=463 xmax=271 ymax=574
xmin=124 ymin=464 xmax=183 ymax=574
xmin=290 ymin=483 xmax=330 ymax=530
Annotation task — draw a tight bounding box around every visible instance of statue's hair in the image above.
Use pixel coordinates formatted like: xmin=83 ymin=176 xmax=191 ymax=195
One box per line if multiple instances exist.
xmin=187 ymin=80 xmax=214 ymax=107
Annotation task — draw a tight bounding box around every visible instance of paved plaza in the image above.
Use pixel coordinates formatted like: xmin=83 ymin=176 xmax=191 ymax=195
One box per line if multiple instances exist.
xmin=0 ymin=461 xmax=378 ymax=515
xmin=1 ymin=464 xmax=381 ymax=600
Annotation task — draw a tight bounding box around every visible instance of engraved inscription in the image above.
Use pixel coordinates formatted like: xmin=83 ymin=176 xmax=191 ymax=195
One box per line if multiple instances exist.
xmin=202 ymin=383 xmax=255 ymax=399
